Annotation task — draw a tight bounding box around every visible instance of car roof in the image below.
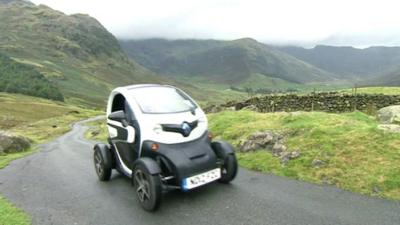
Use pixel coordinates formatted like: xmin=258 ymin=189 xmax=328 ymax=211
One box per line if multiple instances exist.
xmin=118 ymin=84 xmax=175 ymax=92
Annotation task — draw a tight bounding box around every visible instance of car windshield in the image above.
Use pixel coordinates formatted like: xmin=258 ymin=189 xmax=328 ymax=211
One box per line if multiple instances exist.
xmin=130 ymin=86 xmax=197 ymax=114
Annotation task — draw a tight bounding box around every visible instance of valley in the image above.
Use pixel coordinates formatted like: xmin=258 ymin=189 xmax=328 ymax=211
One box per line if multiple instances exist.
xmin=0 ymin=0 xmax=399 ymax=224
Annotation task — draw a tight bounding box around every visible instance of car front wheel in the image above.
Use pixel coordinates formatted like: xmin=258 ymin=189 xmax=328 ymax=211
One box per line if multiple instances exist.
xmin=94 ymin=149 xmax=112 ymax=181
xmin=219 ymin=154 xmax=238 ymax=184
xmin=133 ymin=163 xmax=162 ymax=211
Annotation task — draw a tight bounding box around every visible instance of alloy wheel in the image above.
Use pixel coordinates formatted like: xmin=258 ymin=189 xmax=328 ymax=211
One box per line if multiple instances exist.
xmin=94 ymin=152 xmax=103 ymax=177
xmin=134 ymin=170 xmax=151 ymax=202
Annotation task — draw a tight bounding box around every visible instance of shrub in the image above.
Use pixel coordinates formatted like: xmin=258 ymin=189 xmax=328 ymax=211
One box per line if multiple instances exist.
xmin=0 ymin=53 xmax=64 ymax=101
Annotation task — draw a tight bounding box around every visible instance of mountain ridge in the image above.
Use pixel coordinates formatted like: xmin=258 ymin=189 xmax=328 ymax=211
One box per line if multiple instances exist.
xmin=120 ymin=38 xmax=337 ymax=85
xmin=278 ymin=45 xmax=400 ymax=80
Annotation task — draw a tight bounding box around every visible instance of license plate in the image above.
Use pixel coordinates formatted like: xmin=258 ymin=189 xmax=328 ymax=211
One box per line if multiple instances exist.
xmin=182 ymin=168 xmax=221 ymax=190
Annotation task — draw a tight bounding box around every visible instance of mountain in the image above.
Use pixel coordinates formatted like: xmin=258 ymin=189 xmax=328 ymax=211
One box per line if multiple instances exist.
xmin=0 ymin=0 xmax=163 ymax=107
xmin=120 ymin=38 xmax=337 ymax=85
xmin=120 ymin=39 xmax=222 ymax=72
xmin=0 ymin=52 xmax=64 ymax=101
xmin=278 ymin=45 xmax=400 ymax=80
xmin=365 ymin=67 xmax=400 ymax=86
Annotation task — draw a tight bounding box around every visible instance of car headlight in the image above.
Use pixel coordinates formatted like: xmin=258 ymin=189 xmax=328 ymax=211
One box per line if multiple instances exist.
xmin=153 ymin=124 xmax=162 ymax=134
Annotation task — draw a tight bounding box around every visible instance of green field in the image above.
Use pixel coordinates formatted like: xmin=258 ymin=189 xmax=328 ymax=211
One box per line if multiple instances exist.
xmin=208 ymin=110 xmax=400 ymax=200
xmin=340 ymin=87 xmax=400 ymax=95
xmin=235 ymin=73 xmax=349 ymax=93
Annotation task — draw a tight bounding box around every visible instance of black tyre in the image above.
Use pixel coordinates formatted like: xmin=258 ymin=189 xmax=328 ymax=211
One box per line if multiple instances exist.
xmin=133 ymin=163 xmax=162 ymax=211
xmin=94 ymin=149 xmax=112 ymax=181
xmin=219 ymin=154 xmax=238 ymax=184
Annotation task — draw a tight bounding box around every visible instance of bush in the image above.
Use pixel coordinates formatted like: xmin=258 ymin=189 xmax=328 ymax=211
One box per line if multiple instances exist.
xmin=0 ymin=53 xmax=64 ymax=101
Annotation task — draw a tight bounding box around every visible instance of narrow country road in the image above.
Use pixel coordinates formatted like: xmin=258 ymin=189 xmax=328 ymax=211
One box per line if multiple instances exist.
xmin=0 ymin=117 xmax=399 ymax=225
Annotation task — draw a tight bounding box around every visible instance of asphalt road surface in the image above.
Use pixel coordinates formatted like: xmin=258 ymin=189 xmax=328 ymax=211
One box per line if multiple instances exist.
xmin=0 ymin=117 xmax=399 ymax=225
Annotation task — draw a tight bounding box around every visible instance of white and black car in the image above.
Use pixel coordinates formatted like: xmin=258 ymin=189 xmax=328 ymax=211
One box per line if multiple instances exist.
xmin=93 ymin=84 xmax=238 ymax=211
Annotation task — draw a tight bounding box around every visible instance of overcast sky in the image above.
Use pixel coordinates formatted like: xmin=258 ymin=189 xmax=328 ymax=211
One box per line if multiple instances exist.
xmin=31 ymin=0 xmax=400 ymax=47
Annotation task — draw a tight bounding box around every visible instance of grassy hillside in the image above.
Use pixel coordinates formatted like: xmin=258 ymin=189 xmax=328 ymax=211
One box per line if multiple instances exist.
xmin=279 ymin=45 xmax=400 ymax=80
xmin=0 ymin=92 xmax=72 ymax=130
xmin=0 ymin=0 xmax=164 ymax=108
xmin=120 ymin=38 xmax=337 ymax=86
xmin=120 ymin=38 xmax=223 ymax=71
xmin=208 ymin=110 xmax=400 ymax=200
xmin=0 ymin=52 xmax=63 ymax=101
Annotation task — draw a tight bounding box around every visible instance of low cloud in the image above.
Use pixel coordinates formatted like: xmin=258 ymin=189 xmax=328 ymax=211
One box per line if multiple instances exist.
xmin=31 ymin=0 xmax=400 ymax=47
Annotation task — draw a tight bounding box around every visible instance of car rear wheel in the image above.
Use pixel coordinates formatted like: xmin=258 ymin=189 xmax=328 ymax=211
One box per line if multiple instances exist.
xmin=94 ymin=149 xmax=112 ymax=181
xmin=219 ymin=154 xmax=238 ymax=184
xmin=133 ymin=163 xmax=162 ymax=211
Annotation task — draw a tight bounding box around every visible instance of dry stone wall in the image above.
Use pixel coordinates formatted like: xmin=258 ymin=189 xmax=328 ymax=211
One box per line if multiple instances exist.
xmin=206 ymin=92 xmax=400 ymax=113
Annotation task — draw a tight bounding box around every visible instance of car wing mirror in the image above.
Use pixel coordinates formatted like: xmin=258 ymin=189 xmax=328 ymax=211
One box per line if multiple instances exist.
xmin=108 ymin=110 xmax=129 ymax=127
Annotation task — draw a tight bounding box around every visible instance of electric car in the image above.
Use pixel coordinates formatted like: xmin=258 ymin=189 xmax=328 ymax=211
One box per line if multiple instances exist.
xmin=93 ymin=84 xmax=238 ymax=211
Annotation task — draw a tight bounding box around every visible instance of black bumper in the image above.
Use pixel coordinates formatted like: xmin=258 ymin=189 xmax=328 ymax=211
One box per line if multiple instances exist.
xmin=141 ymin=132 xmax=218 ymax=182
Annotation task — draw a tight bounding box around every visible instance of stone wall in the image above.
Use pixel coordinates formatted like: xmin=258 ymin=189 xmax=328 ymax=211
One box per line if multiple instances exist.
xmin=206 ymin=92 xmax=400 ymax=113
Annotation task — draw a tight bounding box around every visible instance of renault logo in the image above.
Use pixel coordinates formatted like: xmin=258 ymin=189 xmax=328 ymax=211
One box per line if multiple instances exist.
xmin=181 ymin=122 xmax=192 ymax=137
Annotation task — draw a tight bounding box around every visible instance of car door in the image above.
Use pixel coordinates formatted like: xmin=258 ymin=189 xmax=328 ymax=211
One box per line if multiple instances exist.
xmin=107 ymin=96 xmax=139 ymax=174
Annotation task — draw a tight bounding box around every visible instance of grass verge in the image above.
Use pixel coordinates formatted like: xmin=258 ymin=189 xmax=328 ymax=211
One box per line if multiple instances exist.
xmin=0 ymin=196 xmax=30 ymax=225
xmin=208 ymin=110 xmax=400 ymax=200
xmin=0 ymin=148 xmax=37 ymax=169
xmin=84 ymin=119 xmax=107 ymax=142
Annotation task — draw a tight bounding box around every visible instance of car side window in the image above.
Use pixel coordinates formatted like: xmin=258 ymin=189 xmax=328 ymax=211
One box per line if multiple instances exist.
xmin=111 ymin=94 xmax=136 ymax=123
xmin=111 ymin=94 xmax=125 ymax=112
